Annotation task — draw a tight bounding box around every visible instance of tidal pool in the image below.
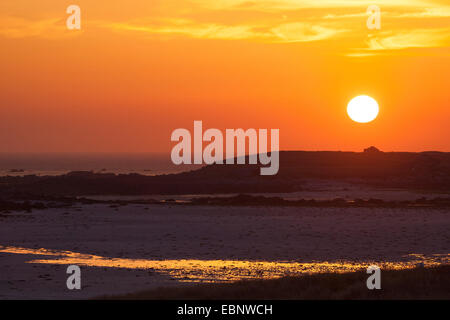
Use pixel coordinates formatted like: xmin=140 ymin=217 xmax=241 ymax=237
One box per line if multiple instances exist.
xmin=1 ymin=245 xmax=448 ymax=283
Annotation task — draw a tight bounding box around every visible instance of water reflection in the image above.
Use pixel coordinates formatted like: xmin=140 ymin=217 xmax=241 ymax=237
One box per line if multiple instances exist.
xmin=0 ymin=245 xmax=448 ymax=283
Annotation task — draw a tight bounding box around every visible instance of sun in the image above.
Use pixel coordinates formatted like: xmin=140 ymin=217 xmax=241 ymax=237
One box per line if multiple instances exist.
xmin=347 ymin=95 xmax=379 ymax=123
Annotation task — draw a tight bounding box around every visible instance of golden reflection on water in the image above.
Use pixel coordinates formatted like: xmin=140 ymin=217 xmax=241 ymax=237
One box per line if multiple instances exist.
xmin=0 ymin=246 xmax=448 ymax=283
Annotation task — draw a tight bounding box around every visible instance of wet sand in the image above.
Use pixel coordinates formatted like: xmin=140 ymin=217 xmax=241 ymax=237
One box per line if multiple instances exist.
xmin=0 ymin=204 xmax=448 ymax=299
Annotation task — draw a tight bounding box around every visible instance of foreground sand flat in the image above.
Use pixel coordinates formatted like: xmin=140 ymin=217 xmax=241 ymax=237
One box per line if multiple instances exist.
xmin=0 ymin=204 xmax=448 ymax=299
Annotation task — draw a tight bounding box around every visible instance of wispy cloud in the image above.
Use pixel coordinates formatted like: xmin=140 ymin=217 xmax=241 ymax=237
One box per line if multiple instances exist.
xmin=366 ymin=28 xmax=450 ymax=51
xmin=191 ymin=0 xmax=430 ymax=12
xmin=0 ymin=16 xmax=82 ymax=39
xmin=97 ymin=1 xmax=450 ymax=54
xmin=105 ymin=19 xmax=342 ymax=43
xmin=271 ymin=22 xmax=343 ymax=42
xmin=106 ymin=19 xmax=265 ymax=40
xmin=394 ymin=7 xmax=450 ymax=18
xmin=1 ymin=0 xmax=449 ymax=56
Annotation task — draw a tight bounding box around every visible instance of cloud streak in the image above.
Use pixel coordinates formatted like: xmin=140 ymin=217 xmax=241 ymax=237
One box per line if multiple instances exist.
xmin=191 ymin=0 xmax=431 ymax=12
xmin=105 ymin=18 xmax=343 ymax=43
xmin=366 ymin=28 xmax=450 ymax=51
xmin=0 ymin=0 xmax=449 ymax=56
xmin=0 ymin=16 xmax=82 ymax=39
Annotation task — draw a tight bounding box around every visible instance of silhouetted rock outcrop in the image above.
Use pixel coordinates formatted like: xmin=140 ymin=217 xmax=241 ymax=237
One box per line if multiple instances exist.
xmin=364 ymin=146 xmax=382 ymax=153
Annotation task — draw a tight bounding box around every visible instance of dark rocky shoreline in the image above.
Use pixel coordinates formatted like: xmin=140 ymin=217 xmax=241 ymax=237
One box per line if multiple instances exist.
xmin=0 ymin=151 xmax=449 ymax=197
xmin=1 ymin=194 xmax=450 ymax=215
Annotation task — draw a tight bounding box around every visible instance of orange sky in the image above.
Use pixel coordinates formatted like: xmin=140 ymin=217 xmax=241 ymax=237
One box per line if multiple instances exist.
xmin=0 ymin=0 xmax=449 ymax=153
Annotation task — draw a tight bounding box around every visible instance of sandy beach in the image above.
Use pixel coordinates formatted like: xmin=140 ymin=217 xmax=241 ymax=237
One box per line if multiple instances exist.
xmin=0 ymin=203 xmax=448 ymax=299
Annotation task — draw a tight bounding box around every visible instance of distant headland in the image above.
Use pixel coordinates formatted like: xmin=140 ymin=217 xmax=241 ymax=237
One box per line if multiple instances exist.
xmin=0 ymin=149 xmax=448 ymax=196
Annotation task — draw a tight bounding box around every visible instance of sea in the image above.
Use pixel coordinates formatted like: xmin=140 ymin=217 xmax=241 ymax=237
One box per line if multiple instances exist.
xmin=0 ymin=153 xmax=202 ymax=176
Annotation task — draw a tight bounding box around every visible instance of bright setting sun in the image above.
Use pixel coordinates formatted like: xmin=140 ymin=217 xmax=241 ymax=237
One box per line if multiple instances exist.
xmin=347 ymin=95 xmax=379 ymax=123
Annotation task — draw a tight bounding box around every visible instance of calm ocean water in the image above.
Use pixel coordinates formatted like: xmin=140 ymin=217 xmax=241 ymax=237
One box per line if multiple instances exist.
xmin=0 ymin=153 xmax=202 ymax=176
